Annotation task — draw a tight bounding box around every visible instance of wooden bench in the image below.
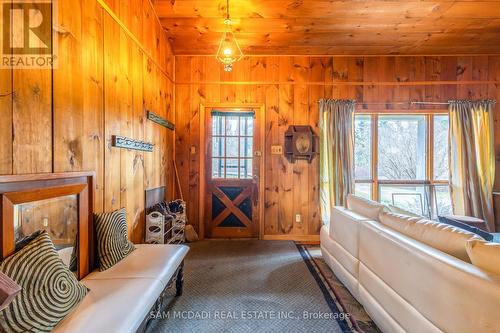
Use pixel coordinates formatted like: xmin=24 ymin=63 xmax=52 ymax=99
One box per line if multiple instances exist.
xmin=0 ymin=175 xmax=187 ymax=333
xmin=54 ymin=244 xmax=189 ymax=333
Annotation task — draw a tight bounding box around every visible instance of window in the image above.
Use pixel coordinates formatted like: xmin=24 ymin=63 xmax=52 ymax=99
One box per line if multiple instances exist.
xmin=354 ymin=115 xmax=372 ymax=200
xmin=354 ymin=114 xmax=452 ymax=219
xmin=211 ymin=111 xmax=254 ymax=179
xmin=433 ymin=115 xmax=449 ymax=181
xmin=378 ymin=115 xmax=426 ymax=180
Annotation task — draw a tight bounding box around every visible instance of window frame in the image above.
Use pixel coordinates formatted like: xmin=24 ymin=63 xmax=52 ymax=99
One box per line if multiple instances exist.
xmin=210 ymin=110 xmax=255 ymax=180
xmin=354 ymin=111 xmax=450 ymax=218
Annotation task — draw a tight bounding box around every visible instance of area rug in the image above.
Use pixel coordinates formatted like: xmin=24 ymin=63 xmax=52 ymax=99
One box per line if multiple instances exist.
xmin=297 ymin=244 xmax=380 ymax=333
xmin=147 ymin=240 xmax=367 ymax=332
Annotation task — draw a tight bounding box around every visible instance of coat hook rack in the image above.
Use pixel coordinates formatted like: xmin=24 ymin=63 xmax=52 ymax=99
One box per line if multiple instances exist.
xmin=147 ymin=111 xmax=175 ymax=131
xmin=111 ymin=135 xmax=154 ymax=152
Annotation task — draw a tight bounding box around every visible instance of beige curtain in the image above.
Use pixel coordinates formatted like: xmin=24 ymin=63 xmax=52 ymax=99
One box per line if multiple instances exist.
xmin=449 ymin=100 xmax=496 ymax=231
xmin=319 ymin=99 xmax=356 ymax=224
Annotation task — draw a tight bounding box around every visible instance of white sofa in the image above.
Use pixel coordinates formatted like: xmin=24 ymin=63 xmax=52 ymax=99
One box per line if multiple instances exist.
xmin=54 ymin=244 xmax=189 ymax=333
xmin=321 ymin=194 xmax=500 ymax=333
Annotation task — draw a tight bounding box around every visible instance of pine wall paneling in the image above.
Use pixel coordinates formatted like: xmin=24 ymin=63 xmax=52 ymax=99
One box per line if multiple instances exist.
xmin=175 ymin=55 xmax=500 ymax=239
xmin=0 ymin=0 xmax=175 ymax=243
xmin=0 ymin=68 xmax=12 ymax=175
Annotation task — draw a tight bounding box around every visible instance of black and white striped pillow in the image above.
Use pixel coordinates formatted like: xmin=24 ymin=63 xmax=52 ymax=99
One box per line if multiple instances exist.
xmin=94 ymin=208 xmax=135 ymax=271
xmin=0 ymin=231 xmax=88 ymax=333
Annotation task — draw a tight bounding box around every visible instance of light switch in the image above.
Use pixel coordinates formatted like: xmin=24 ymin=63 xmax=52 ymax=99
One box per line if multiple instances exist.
xmin=295 ymin=214 xmax=302 ymax=223
xmin=271 ymin=145 xmax=283 ymax=155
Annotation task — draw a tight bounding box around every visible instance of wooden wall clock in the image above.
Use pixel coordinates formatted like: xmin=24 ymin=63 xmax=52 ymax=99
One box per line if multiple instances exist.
xmin=284 ymin=125 xmax=318 ymax=163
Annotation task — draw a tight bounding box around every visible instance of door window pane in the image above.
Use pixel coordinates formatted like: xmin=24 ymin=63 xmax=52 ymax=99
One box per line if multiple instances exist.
xmin=226 ymin=116 xmax=239 ymax=136
xmin=212 ymin=137 xmax=225 ymax=158
xmin=240 ymin=117 xmax=253 ymax=136
xmin=226 ymin=137 xmax=239 ymax=158
xmin=226 ymin=159 xmax=239 ymax=178
xmin=354 ymin=183 xmax=372 ymax=200
xmin=378 ymin=115 xmax=427 ymax=180
xmin=240 ymin=159 xmax=253 ymax=179
xmin=212 ymin=158 xmax=225 ymax=178
xmin=354 ymin=115 xmax=372 ymax=180
xmin=240 ymin=138 xmax=253 ymax=158
xmin=212 ymin=116 xmax=225 ymax=135
xmin=434 ymin=115 xmax=449 ymax=181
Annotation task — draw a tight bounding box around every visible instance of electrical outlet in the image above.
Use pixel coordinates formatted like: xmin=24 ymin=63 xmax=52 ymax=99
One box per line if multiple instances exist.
xmin=42 ymin=217 xmax=49 ymax=227
xmin=271 ymin=145 xmax=283 ymax=155
xmin=295 ymin=214 xmax=302 ymax=223
xmin=190 ymin=146 xmax=197 ymax=155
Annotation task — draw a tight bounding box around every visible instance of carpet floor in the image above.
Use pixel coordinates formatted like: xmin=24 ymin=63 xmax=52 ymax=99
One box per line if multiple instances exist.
xmin=147 ymin=240 xmax=377 ymax=333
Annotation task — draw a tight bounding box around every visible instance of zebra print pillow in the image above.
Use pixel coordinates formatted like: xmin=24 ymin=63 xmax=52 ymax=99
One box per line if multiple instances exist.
xmin=0 ymin=231 xmax=88 ymax=333
xmin=94 ymin=208 xmax=135 ymax=271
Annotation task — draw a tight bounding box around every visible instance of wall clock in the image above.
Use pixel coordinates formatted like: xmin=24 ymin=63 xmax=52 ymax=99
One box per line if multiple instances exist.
xmin=284 ymin=125 xmax=318 ymax=163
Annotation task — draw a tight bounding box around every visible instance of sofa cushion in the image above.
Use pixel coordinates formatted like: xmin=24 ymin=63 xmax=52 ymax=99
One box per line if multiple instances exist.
xmin=0 ymin=231 xmax=88 ymax=333
xmin=359 ymin=263 xmax=440 ymax=333
xmin=360 ymin=220 xmax=500 ymax=333
xmin=346 ymin=194 xmax=386 ymax=221
xmin=94 ymin=208 xmax=136 ymax=271
xmin=378 ymin=211 xmax=422 ymax=234
xmin=329 ymin=206 xmax=370 ymax=258
xmin=321 ymin=225 xmax=359 ymax=279
xmin=379 ymin=211 xmax=483 ymax=262
xmin=84 ymin=244 xmax=189 ymax=287
xmin=388 ymin=204 xmax=422 ymax=218
xmin=466 ymin=240 xmax=500 ymax=275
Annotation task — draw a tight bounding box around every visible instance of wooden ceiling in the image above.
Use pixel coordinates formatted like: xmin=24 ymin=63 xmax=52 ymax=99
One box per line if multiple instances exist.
xmin=152 ymin=0 xmax=500 ymax=55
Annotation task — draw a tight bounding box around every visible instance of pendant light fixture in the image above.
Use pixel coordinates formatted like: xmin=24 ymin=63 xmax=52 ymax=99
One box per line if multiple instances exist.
xmin=216 ymin=0 xmax=243 ymax=72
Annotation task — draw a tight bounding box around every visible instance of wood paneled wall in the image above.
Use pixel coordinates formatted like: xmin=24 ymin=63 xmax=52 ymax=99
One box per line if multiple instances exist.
xmin=0 ymin=0 xmax=175 ymax=243
xmin=175 ymin=55 xmax=500 ymax=239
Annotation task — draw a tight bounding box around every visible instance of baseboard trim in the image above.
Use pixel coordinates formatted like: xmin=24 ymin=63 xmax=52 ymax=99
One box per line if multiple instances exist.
xmin=262 ymin=234 xmax=320 ymax=243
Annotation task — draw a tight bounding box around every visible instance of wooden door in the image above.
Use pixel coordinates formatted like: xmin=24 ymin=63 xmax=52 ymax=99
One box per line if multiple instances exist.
xmin=205 ymin=109 xmax=261 ymax=238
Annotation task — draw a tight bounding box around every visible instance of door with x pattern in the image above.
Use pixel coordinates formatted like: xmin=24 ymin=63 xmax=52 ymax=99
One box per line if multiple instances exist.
xmin=205 ymin=109 xmax=261 ymax=238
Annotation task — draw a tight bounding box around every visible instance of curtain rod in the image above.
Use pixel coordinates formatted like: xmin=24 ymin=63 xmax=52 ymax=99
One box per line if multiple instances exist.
xmin=354 ymin=101 xmax=450 ymax=106
xmin=320 ymin=100 xmax=496 ymax=106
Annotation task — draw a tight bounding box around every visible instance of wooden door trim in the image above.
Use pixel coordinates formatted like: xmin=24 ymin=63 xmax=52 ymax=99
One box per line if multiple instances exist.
xmin=199 ymin=103 xmax=265 ymax=239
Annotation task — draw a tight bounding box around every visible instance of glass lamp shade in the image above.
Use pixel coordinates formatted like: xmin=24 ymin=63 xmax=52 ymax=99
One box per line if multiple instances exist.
xmin=216 ymin=23 xmax=243 ymax=72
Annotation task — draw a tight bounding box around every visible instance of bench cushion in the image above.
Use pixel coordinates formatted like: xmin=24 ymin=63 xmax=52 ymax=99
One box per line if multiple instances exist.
xmin=85 ymin=244 xmax=189 ymax=287
xmin=53 ymin=278 xmax=163 ymax=333
xmin=54 ymin=244 xmax=189 ymax=333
